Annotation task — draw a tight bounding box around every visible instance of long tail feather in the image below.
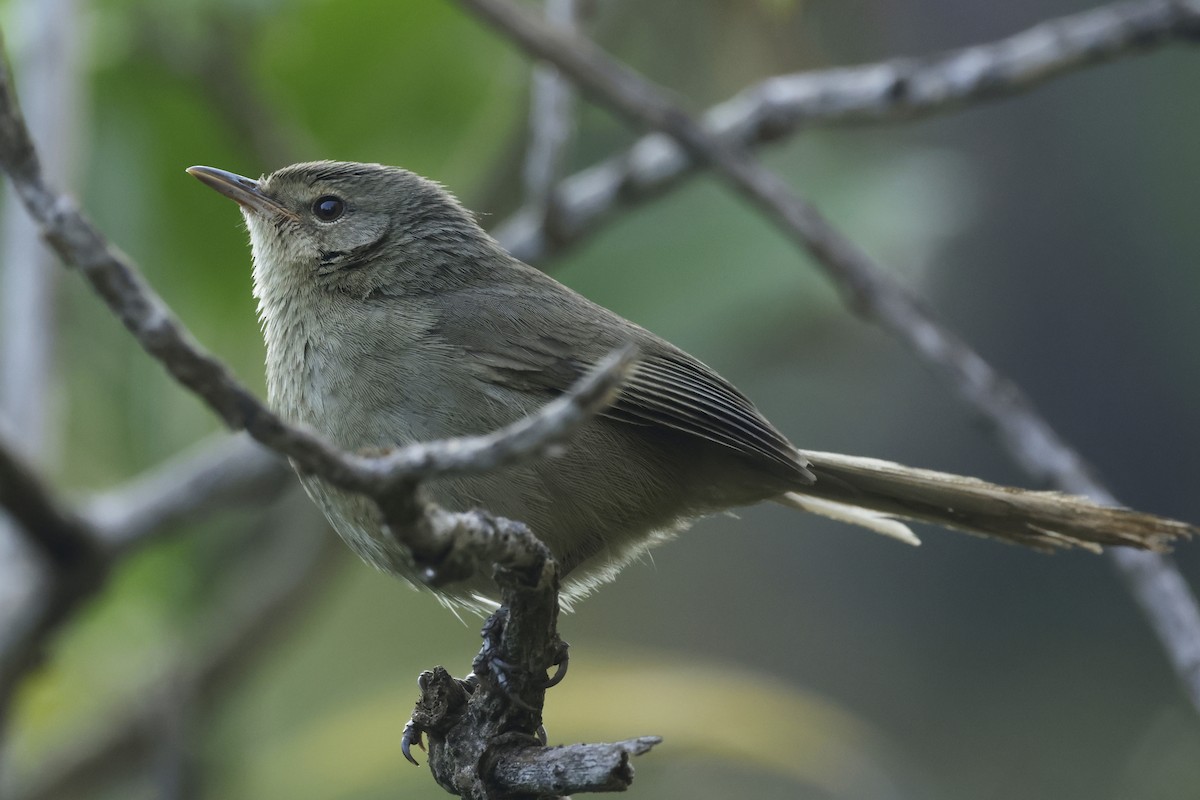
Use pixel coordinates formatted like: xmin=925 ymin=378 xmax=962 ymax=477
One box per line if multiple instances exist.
xmin=778 ymin=451 xmax=1196 ymax=553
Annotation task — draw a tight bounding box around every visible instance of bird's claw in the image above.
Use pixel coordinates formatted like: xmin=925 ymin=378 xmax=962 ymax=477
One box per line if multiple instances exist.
xmin=543 ymin=643 xmax=569 ymax=689
xmin=401 ymin=719 xmax=425 ymax=766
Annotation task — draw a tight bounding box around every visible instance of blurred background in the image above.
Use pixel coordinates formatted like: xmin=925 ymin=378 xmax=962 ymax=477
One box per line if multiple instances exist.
xmin=2 ymin=0 xmax=1200 ymax=798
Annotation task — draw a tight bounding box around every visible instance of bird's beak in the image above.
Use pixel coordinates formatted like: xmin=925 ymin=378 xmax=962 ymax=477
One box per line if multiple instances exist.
xmin=186 ymin=165 xmax=295 ymax=219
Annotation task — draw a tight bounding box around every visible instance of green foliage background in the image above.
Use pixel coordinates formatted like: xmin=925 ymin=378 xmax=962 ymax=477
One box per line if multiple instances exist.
xmin=4 ymin=0 xmax=1200 ymax=798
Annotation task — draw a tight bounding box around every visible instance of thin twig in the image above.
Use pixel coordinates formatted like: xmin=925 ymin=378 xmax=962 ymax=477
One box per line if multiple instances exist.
xmin=454 ymin=0 xmax=1200 ymax=711
xmin=492 ymin=0 xmax=1200 ymax=264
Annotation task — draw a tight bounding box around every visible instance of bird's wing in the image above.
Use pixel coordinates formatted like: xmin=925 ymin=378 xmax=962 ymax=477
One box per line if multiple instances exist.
xmin=433 ymin=276 xmax=812 ymax=485
xmin=613 ymin=352 xmax=813 ymax=482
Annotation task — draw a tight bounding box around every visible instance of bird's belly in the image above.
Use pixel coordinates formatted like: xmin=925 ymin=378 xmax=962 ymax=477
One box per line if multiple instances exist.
xmin=280 ymin=337 xmax=769 ymax=606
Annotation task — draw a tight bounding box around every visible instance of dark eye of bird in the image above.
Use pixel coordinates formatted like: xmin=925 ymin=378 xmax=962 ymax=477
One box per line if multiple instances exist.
xmin=312 ymin=195 xmax=345 ymax=222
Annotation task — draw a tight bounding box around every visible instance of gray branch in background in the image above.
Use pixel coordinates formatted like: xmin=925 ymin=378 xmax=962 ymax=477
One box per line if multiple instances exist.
xmin=521 ymin=0 xmax=582 ymax=212
xmin=85 ymin=434 xmax=290 ymax=554
xmin=493 ymin=0 xmax=1200 ymax=264
xmin=454 ymin=0 xmax=1200 ymax=711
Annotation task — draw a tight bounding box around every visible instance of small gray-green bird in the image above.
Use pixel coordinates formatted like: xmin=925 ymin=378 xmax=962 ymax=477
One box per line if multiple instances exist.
xmin=189 ymin=160 xmax=1194 ymax=610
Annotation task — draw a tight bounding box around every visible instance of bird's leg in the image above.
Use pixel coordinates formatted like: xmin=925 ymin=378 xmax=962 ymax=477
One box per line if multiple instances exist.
xmin=473 ymin=608 xmax=536 ymax=710
xmin=473 ymin=607 xmax=570 ymax=710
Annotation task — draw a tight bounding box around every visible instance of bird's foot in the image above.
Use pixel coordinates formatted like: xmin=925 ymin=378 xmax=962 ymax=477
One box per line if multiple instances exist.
xmin=401 ymin=668 xmax=477 ymax=766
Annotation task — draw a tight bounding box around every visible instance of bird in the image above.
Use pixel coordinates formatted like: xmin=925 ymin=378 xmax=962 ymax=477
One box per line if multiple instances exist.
xmin=188 ymin=160 xmax=1195 ymax=611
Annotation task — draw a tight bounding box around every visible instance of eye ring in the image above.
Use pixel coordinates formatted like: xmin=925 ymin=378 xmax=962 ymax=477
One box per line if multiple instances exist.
xmin=312 ymin=195 xmax=346 ymax=222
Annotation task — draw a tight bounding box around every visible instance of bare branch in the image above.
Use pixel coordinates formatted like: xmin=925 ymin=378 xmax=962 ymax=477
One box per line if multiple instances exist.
xmin=454 ymin=0 xmax=1200 ymax=711
xmin=491 ymin=736 xmax=662 ymax=795
xmin=493 ymin=0 xmax=1200 ymax=264
xmin=365 ymin=346 xmax=635 ymax=485
xmin=85 ymin=434 xmax=289 ymax=554
xmin=522 ymin=0 xmax=582 ymax=211
xmin=718 ymin=0 xmax=1200 ymax=126
xmin=1109 ymin=548 xmax=1200 ymax=705
xmin=409 ymin=523 xmax=658 ymax=798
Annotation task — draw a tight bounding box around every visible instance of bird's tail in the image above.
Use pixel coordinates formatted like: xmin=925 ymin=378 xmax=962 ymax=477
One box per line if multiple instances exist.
xmin=778 ymin=451 xmax=1196 ymax=552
